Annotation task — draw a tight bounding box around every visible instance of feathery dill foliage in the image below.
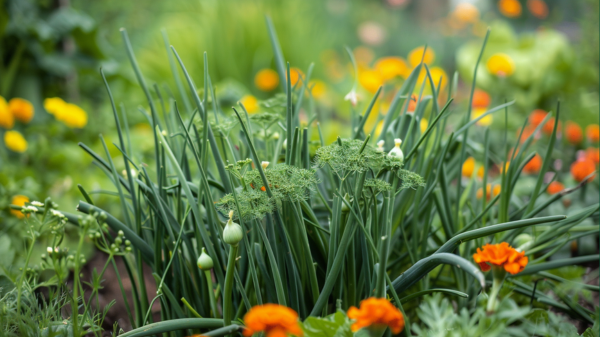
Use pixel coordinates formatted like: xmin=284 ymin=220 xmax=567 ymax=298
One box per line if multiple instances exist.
xmin=218 ymin=163 xmax=317 ymax=220
xmin=396 ymin=169 xmax=426 ymax=190
xmin=314 ymin=139 xmax=385 ymax=174
xmin=363 ymin=178 xmax=393 ymax=196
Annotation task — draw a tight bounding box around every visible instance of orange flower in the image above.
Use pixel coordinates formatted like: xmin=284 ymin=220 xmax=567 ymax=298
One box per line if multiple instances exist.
xmin=477 ymin=184 xmax=501 ymax=201
xmin=255 ymin=69 xmax=279 ymax=91
xmin=529 ymin=109 xmax=547 ymax=126
xmin=546 ymin=181 xmax=564 ymax=195
xmin=523 ymin=153 xmax=542 ymax=174
xmin=288 ymin=68 xmax=304 ymax=87
xmin=518 ymin=125 xmax=538 ymax=143
xmin=570 ymin=158 xmax=596 ymax=182
xmin=452 ymin=3 xmax=480 ymax=24
xmin=527 ymin=0 xmax=548 ymax=19
xmin=585 ymin=147 xmax=599 ymax=165
xmin=542 ymin=117 xmax=561 ymax=135
xmin=462 ymin=157 xmax=476 ymax=177
xmin=473 ymin=242 xmax=528 ymax=275
xmin=565 ymin=122 xmax=583 ymax=144
xmin=586 ymin=124 xmax=599 ymax=143
xmin=408 ymin=46 xmax=435 ymax=67
xmin=0 ymin=96 xmax=14 ymax=129
xmin=8 ymin=98 xmax=34 ymax=123
xmin=10 ymin=195 xmax=29 ymax=218
xmin=472 ymin=89 xmax=490 ymax=108
xmin=347 ymin=298 xmax=405 ymax=334
xmin=359 ymin=69 xmax=384 ymax=94
xmin=243 ymin=304 xmax=302 ymax=337
xmin=407 ymin=94 xmax=418 ymax=113
xmin=498 ymin=0 xmax=522 ymax=18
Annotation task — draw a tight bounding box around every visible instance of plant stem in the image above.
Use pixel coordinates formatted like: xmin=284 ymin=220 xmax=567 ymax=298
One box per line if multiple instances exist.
xmin=72 ymin=222 xmax=88 ymax=337
xmin=223 ymin=245 xmax=238 ymax=326
xmin=16 ymin=231 xmax=36 ymax=320
xmin=205 ymin=270 xmax=219 ymax=318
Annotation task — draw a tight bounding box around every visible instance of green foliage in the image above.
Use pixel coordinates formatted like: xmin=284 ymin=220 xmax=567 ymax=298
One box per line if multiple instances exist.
xmin=314 ymin=139 xmax=385 ymax=175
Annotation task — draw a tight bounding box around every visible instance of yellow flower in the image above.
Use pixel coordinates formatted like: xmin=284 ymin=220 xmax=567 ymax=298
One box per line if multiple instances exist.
xmin=44 ymin=98 xmax=87 ymax=128
xmin=408 ymin=46 xmax=435 ymax=68
xmin=0 ymin=96 xmax=14 ymax=129
xmin=462 ymin=157 xmax=476 ymax=177
xmin=487 ymin=53 xmax=515 ymax=77
xmin=4 ymin=130 xmax=28 ymax=153
xmin=10 ymin=195 xmax=29 ymax=218
xmin=472 ymin=107 xmax=493 ymax=126
xmin=420 ymin=118 xmax=428 ymax=133
xmin=418 ymin=66 xmax=448 ymax=89
xmin=254 ymin=69 xmax=279 ymax=91
xmin=308 ymin=80 xmax=326 ymax=100
xmin=374 ymin=57 xmax=410 ymax=81
xmin=240 ymin=95 xmax=259 ymax=114
xmin=8 ymin=98 xmax=34 ymax=123
xmin=359 ymin=69 xmax=384 ymax=94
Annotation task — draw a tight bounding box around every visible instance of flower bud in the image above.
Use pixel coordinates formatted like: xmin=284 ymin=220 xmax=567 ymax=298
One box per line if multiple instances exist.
xmin=223 ymin=211 xmax=243 ymax=246
xmin=514 ymin=233 xmax=533 ymax=252
xmin=282 ymin=139 xmax=287 ymax=150
xmin=388 ymin=138 xmax=404 ymax=163
xmin=261 ymin=161 xmax=270 ymax=170
xmin=197 ymin=247 xmax=214 ymax=270
xmin=377 ymin=140 xmax=385 ymax=152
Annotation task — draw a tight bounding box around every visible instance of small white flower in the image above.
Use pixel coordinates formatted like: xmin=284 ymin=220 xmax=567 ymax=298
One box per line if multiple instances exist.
xmin=26 ymin=205 xmax=38 ymax=212
xmin=47 ymin=247 xmax=53 ymax=254
xmin=344 ymin=90 xmax=358 ymax=106
xmin=261 ymin=161 xmax=270 ymax=170
xmin=377 ymin=140 xmax=385 ymax=152
xmin=388 ymin=138 xmax=404 ymax=163
xmin=31 ymin=201 xmax=44 ymax=207
xmin=51 ymin=209 xmax=65 ymax=218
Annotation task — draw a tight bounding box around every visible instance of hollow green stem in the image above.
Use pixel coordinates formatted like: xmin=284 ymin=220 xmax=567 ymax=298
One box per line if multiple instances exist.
xmin=205 ymin=270 xmax=219 ymax=318
xmin=223 ymin=245 xmax=238 ymax=326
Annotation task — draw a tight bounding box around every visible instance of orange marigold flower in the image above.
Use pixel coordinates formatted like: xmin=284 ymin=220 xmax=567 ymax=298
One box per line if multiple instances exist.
xmin=462 ymin=157 xmax=476 ymax=177
xmin=472 ymin=89 xmax=490 ymax=108
xmin=288 ymin=68 xmax=304 ymax=87
xmin=452 ymin=3 xmax=480 ymax=24
xmin=477 ymin=184 xmax=501 ymax=201
xmin=529 ymin=109 xmax=547 ymax=126
xmin=546 ymin=181 xmax=564 ymax=195
xmin=523 ymin=153 xmax=542 ymax=174
xmin=240 ymin=95 xmax=259 ymax=114
xmin=565 ymin=121 xmax=583 ymax=144
xmin=585 ymin=147 xmax=599 ymax=165
xmin=542 ymin=117 xmax=561 ymax=135
xmin=473 ymin=242 xmax=528 ymax=275
xmin=0 ymin=96 xmax=14 ymax=129
xmin=486 ymin=53 xmax=515 ymax=77
xmin=359 ymin=69 xmax=384 ymax=94
xmin=243 ymin=304 xmax=302 ymax=337
xmin=498 ymin=0 xmax=522 ymax=18
xmin=347 ymin=297 xmax=405 ymax=334
xmin=4 ymin=130 xmax=27 ymax=153
xmin=518 ymin=125 xmax=538 ymax=143
xmin=570 ymin=158 xmax=596 ymax=182
xmin=255 ymin=69 xmax=279 ymax=91
xmin=527 ymin=0 xmax=548 ymax=19
xmin=375 ymin=57 xmax=410 ymax=81
xmin=8 ymin=98 xmax=34 ymax=123
xmin=407 ymin=94 xmax=418 ymax=113
xmin=586 ymin=124 xmax=599 ymax=143
xmin=10 ymin=195 xmax=29 ymax=218
xmin=408 ymin=46 xmax=435 ymax=68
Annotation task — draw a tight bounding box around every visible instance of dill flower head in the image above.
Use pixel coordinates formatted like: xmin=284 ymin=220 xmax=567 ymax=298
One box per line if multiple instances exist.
xmin=8 ymin=98 xmax=34 ymax=123
xmin=546 ymin=181 xmax=564 ymax=195
xmin=498 ymin=0 xmax=522 ymax=17
xmin=408 ymin=46 xmax=435 ymax=67
xmin=472 ymin=89 xmax=490 ymax=108
xmin=374 ymin=57 xmax=409 ymax=81
xmin=315 ymin=139 xmax=385 ymax=174
xmin=486 ymin=53 xmax=515 ymax=77
xmin=254 ymin=69 xmax=279 ymax=91
xmin=0 ymin=96 xmax=14 ymax=129
xmin=347 ymin=297 xmax=405 ymax=334
xmin=570 ymin=158 xmax=596 ymax=183
xmin=4 ymin=130 xmax=27 ymax=153
xmin=473 ymin=242 xmax=528 ymax=275
xmin=242 ymin=304 xmax=302 ymax=337
xmin=240 ymin=95 xmax=259 ymax=114
xmin=565 ymin=121 xmax=583 ymax=144
xmin=10 ymin=195 xmax=29 ymax=218
xmin=523 ymin=153 xmax=542 ymax=174
xmin=586 ymin=124 xmax=599 ymax=143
